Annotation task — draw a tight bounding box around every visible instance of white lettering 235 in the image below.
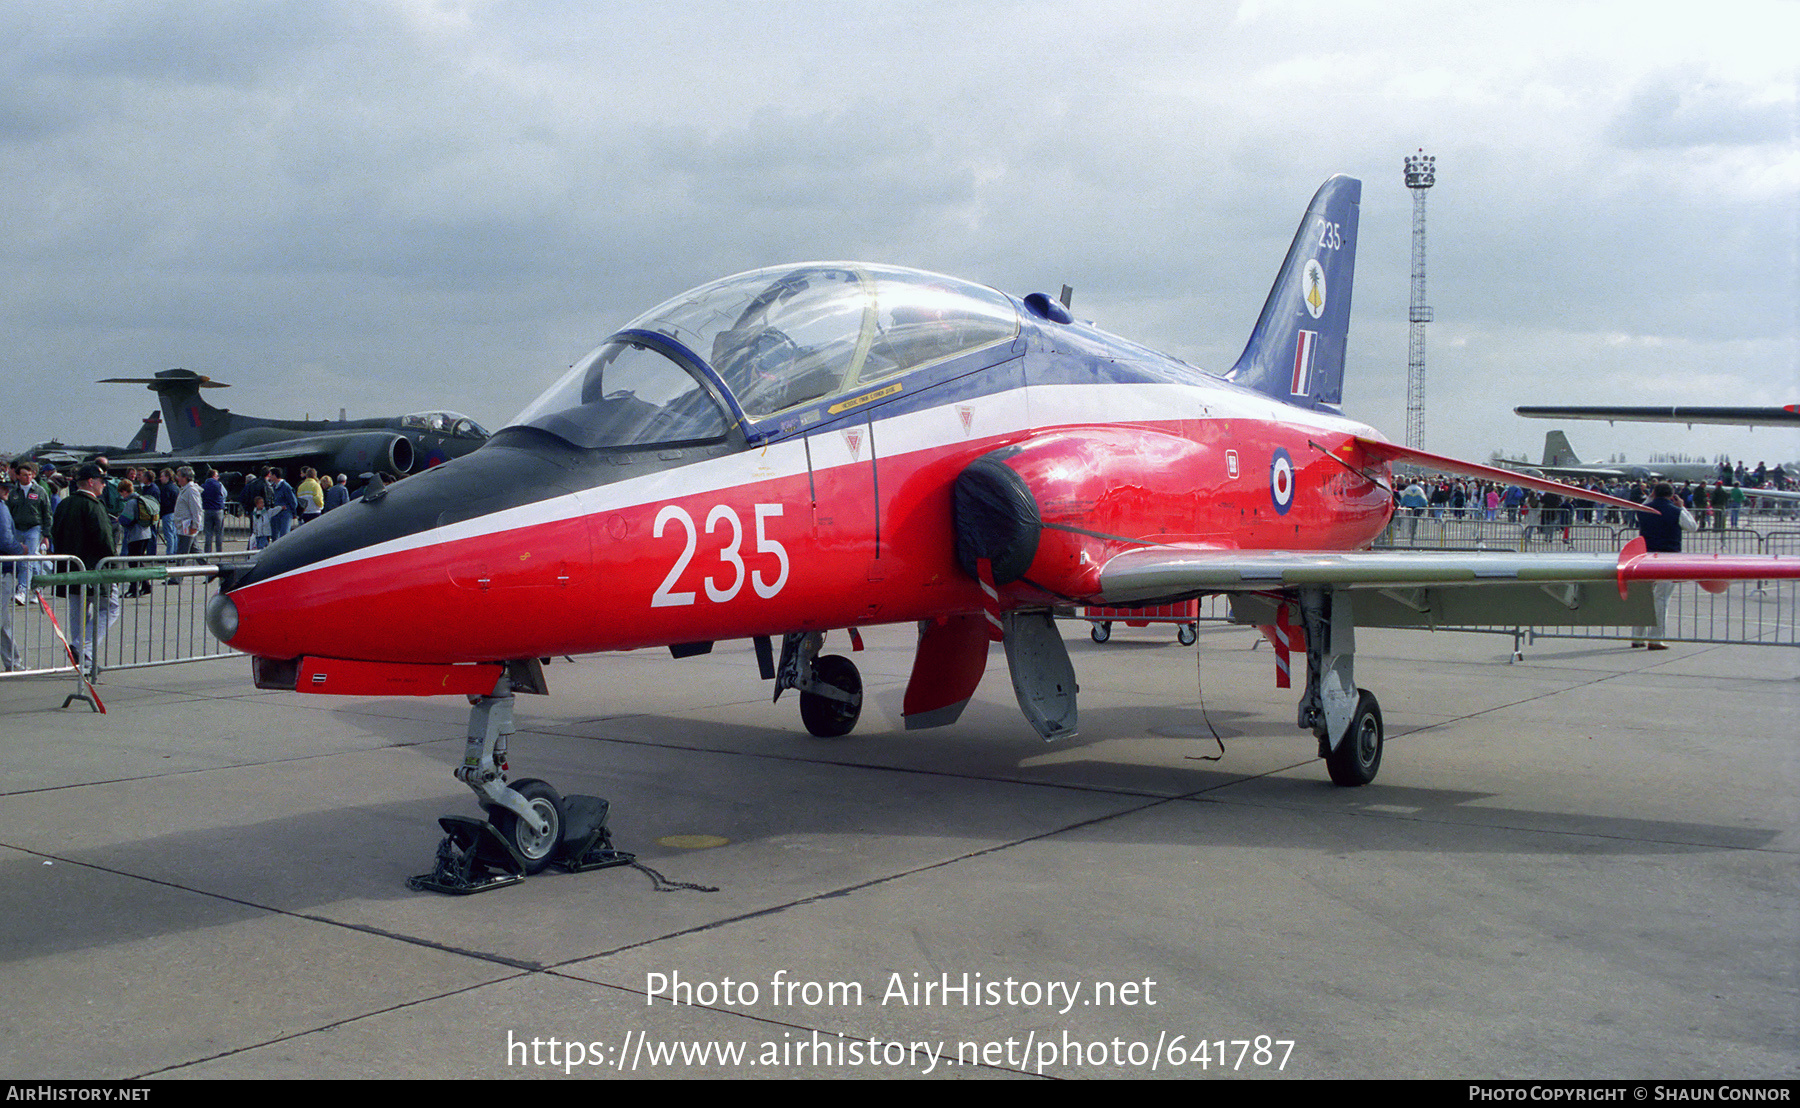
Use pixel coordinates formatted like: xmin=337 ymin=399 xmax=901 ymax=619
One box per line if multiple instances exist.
xmin=652 ymin=503 xmax=789 ymax=607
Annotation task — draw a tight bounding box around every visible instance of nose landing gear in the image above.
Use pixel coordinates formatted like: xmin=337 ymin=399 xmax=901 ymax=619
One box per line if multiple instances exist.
xmin=408 ymin=675 xmax=634 ymax=895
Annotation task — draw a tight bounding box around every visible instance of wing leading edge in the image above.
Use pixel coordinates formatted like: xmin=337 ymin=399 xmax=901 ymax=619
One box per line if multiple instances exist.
xmin=1101 ymin=540 xmax=1799 ymax=599
xmin=1098 ymin=540 xmax=1800 ymax=629
xmin=1514 ymin=405 xmax=1800 ymax=428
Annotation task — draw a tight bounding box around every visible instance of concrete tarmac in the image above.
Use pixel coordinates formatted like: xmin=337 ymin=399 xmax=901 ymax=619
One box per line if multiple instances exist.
xmin=1 ymin=621 xmax=1795 ymax=1079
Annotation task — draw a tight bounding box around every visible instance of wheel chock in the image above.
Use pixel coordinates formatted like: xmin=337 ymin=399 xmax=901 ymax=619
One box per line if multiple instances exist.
xmin=409 ymin=797 xmax=634 ymax=893
xmin=555 ymin=795 xmax=636 ymax=874
xmin=407 ymin=816 xmax=527 ymax=895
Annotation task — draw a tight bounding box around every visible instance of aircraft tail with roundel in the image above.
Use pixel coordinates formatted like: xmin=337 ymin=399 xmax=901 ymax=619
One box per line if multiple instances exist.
xmin=98 ymin=368 xmax=235 ymax=451
xmin=1223 ymin=174 xmax=1360 ymax=415
xmin=123 ymin=411 xmax=162 ymax=454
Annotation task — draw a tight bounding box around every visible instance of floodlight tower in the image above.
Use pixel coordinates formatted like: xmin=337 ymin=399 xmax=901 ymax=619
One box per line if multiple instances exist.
xmin=1403 ymin=149 xmax=1435 ymax=449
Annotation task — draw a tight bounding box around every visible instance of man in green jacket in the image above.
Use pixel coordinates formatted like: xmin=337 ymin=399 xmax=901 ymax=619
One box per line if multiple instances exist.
xmin=50 ymin=463 xmax=121 ymax=667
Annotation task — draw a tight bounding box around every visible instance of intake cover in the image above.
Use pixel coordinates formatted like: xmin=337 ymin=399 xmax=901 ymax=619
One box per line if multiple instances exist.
xmin=953 ymin=452 xmax=1041 ymax=586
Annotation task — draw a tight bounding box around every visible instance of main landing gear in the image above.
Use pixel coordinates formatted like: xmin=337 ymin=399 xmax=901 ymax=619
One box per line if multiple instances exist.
xmin=1293 ymin=586 xmax=1384 ymax=787
xmin=409 ymin=674 xmax=635 ymax=894
xmin=770 ymin=631 xmax=864 ymax=737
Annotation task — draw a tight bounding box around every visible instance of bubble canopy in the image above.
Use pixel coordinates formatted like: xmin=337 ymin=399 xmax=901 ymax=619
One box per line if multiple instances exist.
xmin=507 ymin=263 xmax=1019 ymax=449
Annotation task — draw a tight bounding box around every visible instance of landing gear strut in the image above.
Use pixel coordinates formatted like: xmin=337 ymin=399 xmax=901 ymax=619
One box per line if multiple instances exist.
xmin=408 ymin=674 xmax=634 ymax=894
xmin=1294 ymin=587 xmax=1384 ymax=787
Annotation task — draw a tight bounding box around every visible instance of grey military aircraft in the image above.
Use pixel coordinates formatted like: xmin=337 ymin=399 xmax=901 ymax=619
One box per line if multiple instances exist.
xmin=1501 ymin=431 xmax=1798 ymax=503
xmin=100 ymin=368 xmax=490 ymax=480
xmin=19 ymin=412 xmax=162 ymax=468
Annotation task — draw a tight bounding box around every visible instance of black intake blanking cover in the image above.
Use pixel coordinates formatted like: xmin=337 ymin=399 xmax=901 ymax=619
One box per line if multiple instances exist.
xmin=953 ymin=452 xmax=1041 ymax=586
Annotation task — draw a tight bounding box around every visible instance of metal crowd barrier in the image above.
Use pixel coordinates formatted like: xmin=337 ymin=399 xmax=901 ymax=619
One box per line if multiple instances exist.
xmin=1429 ymin=579 xmax=1800 ymax=654
xmin=90 ymin=551 xmax=257 ymax=673
xmin=1378 ymin=517 xmax=1800 ymax=555
xmin=1760 ymin=531 xmax=1800 ymax=556
xmin=2 ymin=554 xmax=86 ymax=678
xmin=11 ymin=518 xmax=1796 ymax=699
xmin=1384 ymin=502 xmax=1799 ymax=524
xmin=1520 ymin=522 xmax=1620 ymax=552
xmin=1368 ymin=524 xmax=1799 ymax=650
xmin=1 ymin=551 xmax=257 ymax=694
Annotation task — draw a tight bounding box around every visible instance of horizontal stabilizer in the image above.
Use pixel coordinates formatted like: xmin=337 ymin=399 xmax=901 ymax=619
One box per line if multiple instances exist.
xmin=1354 ymin=438 xmax=1647 ymax=515
xmin=98 ymin=369 xmax=230 ymax=390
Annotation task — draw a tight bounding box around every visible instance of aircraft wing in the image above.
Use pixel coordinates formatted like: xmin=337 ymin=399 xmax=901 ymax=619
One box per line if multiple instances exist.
xmin=1515 ymin=405 xmax=1800 ymax=427
xmin=1739 ymin=486 xmax=1800 ymax=503
xmin=1097 ymin=542 xmax=1800 ymax=628
xmin=1490 ymin=460 xmax=1800 ymax=500
xmin=106 ymin=429 xmax=414 ymax=477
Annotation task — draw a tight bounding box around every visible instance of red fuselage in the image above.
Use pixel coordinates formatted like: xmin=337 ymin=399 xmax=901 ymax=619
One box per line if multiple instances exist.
xmin=218 ymin=374 xmax=1394 ymax=668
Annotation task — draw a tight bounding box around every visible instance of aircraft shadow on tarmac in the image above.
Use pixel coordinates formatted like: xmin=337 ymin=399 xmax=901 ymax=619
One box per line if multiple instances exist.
xmin=2 ymin=742 xmax=1775 ymax=968
xmin=317 ymin=682 xmax=1780 ymax=861
xmin=7 ymin=610 xmax=1780 ymax=969
xmin=2 ymin=698 xmax=1778 ymax=967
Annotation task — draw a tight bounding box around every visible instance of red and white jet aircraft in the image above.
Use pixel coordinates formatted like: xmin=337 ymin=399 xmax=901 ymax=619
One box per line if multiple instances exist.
xmin=207 ymin=176 xmax=1800 ymax=875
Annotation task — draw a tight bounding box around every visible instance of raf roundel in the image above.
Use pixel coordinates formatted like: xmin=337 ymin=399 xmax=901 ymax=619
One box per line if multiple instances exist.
xmin=1270 ymin=448 xmax=1295 ymax=514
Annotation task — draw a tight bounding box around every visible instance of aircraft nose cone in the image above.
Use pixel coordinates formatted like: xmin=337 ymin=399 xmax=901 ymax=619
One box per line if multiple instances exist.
xmin=206 ymin=591 xmax=239 ymax=643
xmin=226 ymin=435 xmax=576 ymax=596
xmin=215 ymin=431 xmax=599 ymax=663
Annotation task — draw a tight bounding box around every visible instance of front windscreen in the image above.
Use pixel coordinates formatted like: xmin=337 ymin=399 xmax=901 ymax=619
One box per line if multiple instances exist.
xmin=506 ymin=339 xmax=727 ymax=449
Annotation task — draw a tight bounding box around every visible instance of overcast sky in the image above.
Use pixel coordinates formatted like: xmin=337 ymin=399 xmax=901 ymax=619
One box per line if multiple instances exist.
xmin=4 ymin=0 xmax=1795 ymax=468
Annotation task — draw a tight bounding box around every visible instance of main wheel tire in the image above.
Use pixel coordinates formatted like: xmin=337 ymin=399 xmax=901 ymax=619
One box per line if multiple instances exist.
xmin=1091 ymin=621 xmax=1112 ymax=643
xmin=1177 ymin=622 xmax=1198 ymax=646
xmin=799 ymin=654 xmax=862 ymax=737
xmin=1325 ymin=689 xmax=1383 ymax=787
xmin=492 ymin=778 xmax=564 ymax=873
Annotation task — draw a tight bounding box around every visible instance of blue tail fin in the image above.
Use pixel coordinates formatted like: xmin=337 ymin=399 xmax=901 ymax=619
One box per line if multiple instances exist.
xmin=1224 ymin=175 xmax=1361 ymax=413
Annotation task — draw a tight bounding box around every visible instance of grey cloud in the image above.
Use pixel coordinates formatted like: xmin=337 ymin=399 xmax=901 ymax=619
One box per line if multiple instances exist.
xmin=9 ymin=1 xmax=361 ymax=87
xmin=0 ymin=1 xmax=1793 ymax=467
xmin=1608 ymin=70 xmax=1794 ymax=149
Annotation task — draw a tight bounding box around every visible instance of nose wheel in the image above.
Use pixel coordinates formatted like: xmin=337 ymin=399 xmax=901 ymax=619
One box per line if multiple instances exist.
xmin=490 ymin=778 xmax=563 ymax=874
